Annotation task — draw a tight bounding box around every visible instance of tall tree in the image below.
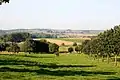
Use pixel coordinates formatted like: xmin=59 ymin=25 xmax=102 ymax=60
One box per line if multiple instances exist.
xmin=75 ymin=45 xmax=82 ymax=53
xmin=23 ymin=39 xmax=35 ymax=54
xmin=81 ymin=25 xmax=120 ymax=66
xmin=6 ymin=43 xmax=20 ymax=53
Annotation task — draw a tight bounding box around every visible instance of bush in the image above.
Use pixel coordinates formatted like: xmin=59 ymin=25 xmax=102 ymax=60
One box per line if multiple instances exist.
xmin=49 ymin=43 xmax=59 ymax=53
xmin=23 ymin=39 xmax=35 ymax=53
xmin=73 ymin=42 xmax=77 ymax=46
xmin=23 ymin=39 xmax=49 ymax=53
xmin=75 ymin=45 xmax=81 ymax=53
xmin=0 ymin=43 xmax=10 ymax=51
xmin=68 ymin=47 xmax=74 ymax=53
xmin=6 ymin=43 xmax=20 ymax=53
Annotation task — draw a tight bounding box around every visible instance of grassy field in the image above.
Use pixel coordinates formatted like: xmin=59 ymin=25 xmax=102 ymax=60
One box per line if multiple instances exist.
xmin=0 ymin=53 xmax=120 ymax=80
xmin=59 ymin=46 xmax=76 ymax=52
xmin=59 ymin=46 xmax=69 ymax=52
xmin=56 ymin=38 xmax=90 ymax=43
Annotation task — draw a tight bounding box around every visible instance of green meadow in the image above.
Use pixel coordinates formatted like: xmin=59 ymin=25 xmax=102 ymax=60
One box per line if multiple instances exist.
xmin=0 ymin=53 xmax=120 ymax=80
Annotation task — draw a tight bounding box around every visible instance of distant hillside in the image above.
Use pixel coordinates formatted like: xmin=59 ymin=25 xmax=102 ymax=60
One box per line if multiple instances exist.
xmin=0 ymin=29 xmax=104 ymax=34
xmin=0 ymin=29 xmax=104 ymax=38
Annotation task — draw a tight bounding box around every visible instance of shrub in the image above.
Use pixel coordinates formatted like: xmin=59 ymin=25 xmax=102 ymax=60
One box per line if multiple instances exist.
xmin=49 ymin=43 xmax=59 ymax=53
xmin=75 ymin=45 xmax=81 ymax=53
xmin=6 ymin=43 xmax=20 ymax=53
xmin=68 ymin=47 xmax=74 ymax=53
xmin=73 ymin=42 xmax=77 ymax=46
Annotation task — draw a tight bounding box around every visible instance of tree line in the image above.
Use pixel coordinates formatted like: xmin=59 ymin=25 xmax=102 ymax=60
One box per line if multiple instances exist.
xmin=0 ymin=32 xmax=58 ymax=42
xmin=0 ymin=32 xmax=59 ymax=54
xmin=81 ymin=25 xmax=120 ymax=66
xmin=0 ymin=32 xmax=31 ymax=42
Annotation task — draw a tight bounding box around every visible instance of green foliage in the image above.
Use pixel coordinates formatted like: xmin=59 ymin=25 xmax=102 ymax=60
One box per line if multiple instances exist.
xmin=49 ymin=43 xmax=59 ymax=53
xmin=75 ymin=45 xmax=81 ymax=53
xmin=0 ymin=32 xmax=31 ymax=42
xmin=21 ymin=39 xmax=50 ymax=53
xmin=6 ymin=43 xmax=20 ymax=53
xmin=73 ymin=42 xmax=77 ymax=46
xmin=68 ymin=47 xmax=74 ymax=53
xmin=81 ymin=40 xmax=91 ymax=54
xmin=23 ymin=39 xmax=35 ymax=53
xmin=81 ymin=25 xmax=120 ymax=65
xmin=0 ymin=42 xmax=10 ymax=51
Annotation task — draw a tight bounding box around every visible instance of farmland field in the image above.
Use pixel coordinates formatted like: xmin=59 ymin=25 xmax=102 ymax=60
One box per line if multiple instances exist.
xmin=34 ymin=38 xmax=90 ymax=46
xmin=0 ymin=53 xmax=120 ymax=80
xmin=34 ymin=38 xmax=74 ymax=46
xmin=56 ymin=38 xmax=91 ymax=43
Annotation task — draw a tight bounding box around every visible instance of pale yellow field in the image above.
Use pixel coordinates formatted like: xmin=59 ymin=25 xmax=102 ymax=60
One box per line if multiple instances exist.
xmin=46 ymin=39 xmax=74 ymax=46
xmin=34 ymin=38 xmax=90 ymax=46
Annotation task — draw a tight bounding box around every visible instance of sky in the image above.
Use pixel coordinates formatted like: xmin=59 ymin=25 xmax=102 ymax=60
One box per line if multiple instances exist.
xmin=0 ymin=0 xmax=120 ymax=30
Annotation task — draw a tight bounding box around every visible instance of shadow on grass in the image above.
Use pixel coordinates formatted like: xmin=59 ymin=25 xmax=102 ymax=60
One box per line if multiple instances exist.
xmin=0 ymin=54 xmax=55 ymax=58
xmin=0 ymin=67 xmax=117 ymax=76
xmin=0 ymin=59 xmax=96 ymax=68
xmin=0 ymin=54 xmax=118 ymax=79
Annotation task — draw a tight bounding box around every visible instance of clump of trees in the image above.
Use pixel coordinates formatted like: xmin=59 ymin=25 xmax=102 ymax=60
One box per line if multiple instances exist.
xmin=21 ymin=39 xmax=59 ymax=54
xmin=81 ymin=25 xmax=120 ymax=66
xmin=0 ymin=43 xmax=9 ymax=51
xmin=6 ymin=43 xmax=20 ymax=53
xmin=0 ymin=32 xmax=31 ymax=42
xmin=0 ymin=32 xmax=59 ymax=54
xmin=67 ymin=45 xmax=82 ymax=53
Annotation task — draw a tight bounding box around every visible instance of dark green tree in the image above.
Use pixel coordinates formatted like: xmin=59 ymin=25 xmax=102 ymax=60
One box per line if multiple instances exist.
xmin=6 ymin=43 xmax=20 ymax=53
xmin=49 ymin=43 xmax=59 ymax=53
xmin=23 ymin=39 xmax=35 ymax=54
xmin=81 ymin=25 xmax=120 ymax=66
xmin=0 ymin=42 xmax=10 ymax=51
xmin=75 ymin=45 xmax=81 ymax=53
xmin=73 ymin=42 xmax=77 ymax=46
xmin=68 ymin=47 xmax=74 ymax=53
xmin=0 ymin=32 xmax=31 ymax=43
